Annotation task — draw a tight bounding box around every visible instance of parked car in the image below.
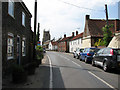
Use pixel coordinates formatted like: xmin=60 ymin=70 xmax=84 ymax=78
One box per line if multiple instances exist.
xmin=73 ymin=48 xmax=84 ymax=59
xmin=92 ymin=48 xmax=120 ymax=72
xmin=80 ymin=48 xmax=100 ymax=63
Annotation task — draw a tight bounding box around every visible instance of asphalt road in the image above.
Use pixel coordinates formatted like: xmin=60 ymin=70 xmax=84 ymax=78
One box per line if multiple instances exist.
xmin=45 ymin=51 xmax=120 ymax=89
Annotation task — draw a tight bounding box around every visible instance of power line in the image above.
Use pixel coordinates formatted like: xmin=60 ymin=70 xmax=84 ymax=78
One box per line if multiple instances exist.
xmin=57 ymin=0 xmax=105 ymax=12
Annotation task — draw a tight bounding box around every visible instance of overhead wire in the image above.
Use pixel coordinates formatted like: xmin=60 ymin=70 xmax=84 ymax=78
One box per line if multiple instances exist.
xmin=57 ymin=0 xmax=105 ymax=12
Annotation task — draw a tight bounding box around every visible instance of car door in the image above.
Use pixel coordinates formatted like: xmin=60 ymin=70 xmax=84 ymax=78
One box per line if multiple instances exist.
xmin=81 ymin=48 xmax=86 ymax=60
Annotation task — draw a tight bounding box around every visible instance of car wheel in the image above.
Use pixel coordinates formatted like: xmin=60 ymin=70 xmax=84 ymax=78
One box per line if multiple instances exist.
xmin=103 ymin=61 xmax=109 ymax=72
xmin=77 ymin=55 xmax=79 ymax=59
xmin=92 ymin=60 xmax=95 ymax=66
xmin=79 ymin=56 xmax=82 ymax=61
xmin=85 ymin=57 xmax=88 ymax=63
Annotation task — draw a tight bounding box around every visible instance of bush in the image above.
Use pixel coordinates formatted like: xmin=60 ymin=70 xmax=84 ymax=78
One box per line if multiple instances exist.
xmin=36 ymin=46 xmax=43 ymax=52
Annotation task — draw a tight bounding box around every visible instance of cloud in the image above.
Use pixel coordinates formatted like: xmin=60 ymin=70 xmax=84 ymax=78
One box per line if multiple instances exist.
xmin=23 ymin=0 xmax=119 ymax=41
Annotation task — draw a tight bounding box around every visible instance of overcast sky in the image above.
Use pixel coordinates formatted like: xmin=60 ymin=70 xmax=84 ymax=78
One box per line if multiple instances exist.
xmin=23 ymin=0 xmax=119 ymax=41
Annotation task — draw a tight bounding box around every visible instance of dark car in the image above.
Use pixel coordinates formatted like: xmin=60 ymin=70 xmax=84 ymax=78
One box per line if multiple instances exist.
xmin=80 ymin=48 xmax=100 ymax=63
xmin=73 ymin=48 xmax=84 ymax=59
xmin=92 ymin=48 xmax=120 ymax=72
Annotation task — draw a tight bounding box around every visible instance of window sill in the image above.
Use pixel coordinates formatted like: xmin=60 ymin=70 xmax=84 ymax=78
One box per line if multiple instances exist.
xmin=8 ymin=13 xmax=15 ymax=19
xmin=22 ymin=54 xmax=26 ymax=57
xmin=7 ymin=56 xmax=14 ymax=60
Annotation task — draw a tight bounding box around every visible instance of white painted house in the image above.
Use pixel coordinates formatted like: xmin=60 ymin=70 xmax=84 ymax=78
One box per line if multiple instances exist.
xmin=48 ymin=41 xmax=58 ymax=51
xmin=69 ymin=32 xmax=83 ymax=53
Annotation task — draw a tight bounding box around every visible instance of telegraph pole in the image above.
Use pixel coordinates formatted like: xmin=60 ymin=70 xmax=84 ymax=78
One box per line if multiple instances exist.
xmin=37 ymin=23 xmax=40 ymax=42
xmin=105 ymin=4 xmax=109 ymax=27
xmin=33 ymin=0 xmax=37 ymax=60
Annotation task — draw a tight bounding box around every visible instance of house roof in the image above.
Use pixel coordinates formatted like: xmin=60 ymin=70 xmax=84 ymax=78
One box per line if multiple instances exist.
xmin=70 ymin=32 xmax=83 ymax=41
xmin=84 ymin=18 xmax=120 ymax=37
xmin=51 ymin=41 xmax=58 ymax=45
xmin=60 ymin=36 xmax=73 ymax=42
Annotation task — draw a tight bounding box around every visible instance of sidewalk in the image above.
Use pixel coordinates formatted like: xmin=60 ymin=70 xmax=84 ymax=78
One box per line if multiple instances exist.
xmin=2 ymin=54 xmax=50 ymax=89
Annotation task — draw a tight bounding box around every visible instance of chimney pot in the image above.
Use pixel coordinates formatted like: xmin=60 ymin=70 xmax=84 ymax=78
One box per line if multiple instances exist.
xmin=86 ymin=15 xmax=90 ymax=20
xmin=64 ymin=34 xmax=66 ymax=38
xmin=76 ymin=31 xmax=78 ymax=35
xmin=72 ymin=32 xmax=74 ymax=37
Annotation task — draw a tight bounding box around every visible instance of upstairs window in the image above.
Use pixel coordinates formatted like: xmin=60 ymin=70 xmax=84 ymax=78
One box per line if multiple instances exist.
xmin=7 ymin=33 xmax=14 ymax=59
xmin=22 ymin=12 xmax=26 ymax=26
xmin=8 ymin=0 xmax=14 ymax=17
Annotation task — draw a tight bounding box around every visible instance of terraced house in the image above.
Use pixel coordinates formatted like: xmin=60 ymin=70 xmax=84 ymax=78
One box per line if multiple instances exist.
xmin=2 ymin=0 xmax=33 ymax=75
xmin=82 ymin=15 xmax=120 ymax=48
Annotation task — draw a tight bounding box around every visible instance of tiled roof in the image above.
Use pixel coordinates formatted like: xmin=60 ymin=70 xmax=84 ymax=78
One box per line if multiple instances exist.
xmin=60 ymin=36 xmax=73 ymax=42
xmin=51 ymin=41 xmax=58 ymax=45
xmin=70 ymin=32 xmax=83 ymax=41
xmin=84 ymin=19 xmax=120 ymax=37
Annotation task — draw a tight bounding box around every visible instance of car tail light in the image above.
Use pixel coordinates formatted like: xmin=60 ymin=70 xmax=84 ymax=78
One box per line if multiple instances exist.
xmin=87 ymin=53 xmax=91 ymax=56
xmin=110 ymin=49 xmax=114 ymax=55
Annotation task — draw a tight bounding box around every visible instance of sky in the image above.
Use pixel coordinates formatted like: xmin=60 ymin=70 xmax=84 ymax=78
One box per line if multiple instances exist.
xmin=22 ymin=0 xmax=119 ymax=42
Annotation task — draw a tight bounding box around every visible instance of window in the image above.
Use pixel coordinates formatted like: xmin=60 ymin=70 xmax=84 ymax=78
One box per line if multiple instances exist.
xmin=22 ymin=12 xmax=26 ymax=26
xmin=22 ymin=38 xmax=26 ymax=56
xmin=8 ymin=0 xmax=14 ymax=17
xmin=7 ymin=33 xmax=14 ymax=59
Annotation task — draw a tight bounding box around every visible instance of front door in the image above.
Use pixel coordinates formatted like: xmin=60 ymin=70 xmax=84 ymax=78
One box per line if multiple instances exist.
xmin=17 ymin=36 xmax=21 ymax=65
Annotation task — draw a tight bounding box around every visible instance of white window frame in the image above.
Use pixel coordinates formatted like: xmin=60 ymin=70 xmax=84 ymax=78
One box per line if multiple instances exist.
xmin=22 ymin=12 xmax=26 ymax=26
xmin=22 ymin=37 xmax=26 ymax=56
xmin=8 ymin=0 xmax=14 ymax=18
xmin=7 ymin=33 xmax=14 ymax=60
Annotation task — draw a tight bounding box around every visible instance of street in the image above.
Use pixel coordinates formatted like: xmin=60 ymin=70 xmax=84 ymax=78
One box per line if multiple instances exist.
xmin=44 ymin=51 xmax=120 ymax=89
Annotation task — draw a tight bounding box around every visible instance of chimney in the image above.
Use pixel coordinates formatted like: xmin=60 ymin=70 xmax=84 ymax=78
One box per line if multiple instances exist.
xmin=115 ymin=19 xmax=119 ymax=32
xmin=64 ymin=34 xmax=66 ymax=38
xmin=76 ymin=31 xmax=78 ymax=35
xmin=72 ymin=32 xmax=74 ymax=37
xmin=86 ymin=15 xmax=90 ymax=20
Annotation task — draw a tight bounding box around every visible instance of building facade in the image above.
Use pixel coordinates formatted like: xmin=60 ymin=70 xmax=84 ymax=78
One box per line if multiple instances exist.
xmin=2 ymin=0 xmax=33 ymax=75
xmin=69 ymin=32 xmax=83 ymax=53
xmin=58 ymin=33 xmax=74 ymax=52
xmin=82 ymin=15 xmax=120 ymax=48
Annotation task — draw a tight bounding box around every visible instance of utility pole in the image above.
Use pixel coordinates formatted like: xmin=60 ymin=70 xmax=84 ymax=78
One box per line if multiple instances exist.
xmin=105 ymin=4 xmax=109 ymax=27
xmin=33 ymin=0 xmax=37 ymax=60
xmin=37 ymin=23 xmax=40 ymax=42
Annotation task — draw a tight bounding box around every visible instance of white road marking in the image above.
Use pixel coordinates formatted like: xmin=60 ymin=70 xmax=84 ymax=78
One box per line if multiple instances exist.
xmin=47 ymin=55 xmax=53 ymax=88
xmin=72 ymin=61 xmax=82 ymax=68
xmin=88 ymin=71 xmax=116 ymax=89
xmin=57 ymin=53 xmax=116 ymax=89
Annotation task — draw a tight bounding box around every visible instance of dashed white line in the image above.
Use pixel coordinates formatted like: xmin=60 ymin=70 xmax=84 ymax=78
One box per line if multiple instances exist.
xmin=88 ymin=71 xmax=116 ymax=89
xmin=71 ymin=61 xmax=82 ymax=68
xmin=47 ymin=55 xmax=53 ymax=88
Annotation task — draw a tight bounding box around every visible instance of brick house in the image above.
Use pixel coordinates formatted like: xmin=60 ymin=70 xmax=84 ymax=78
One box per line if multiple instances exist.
xmin=49 ymin=41 xmax=58 ymax=51
xmin=69 ymin=31 xmax=83 ymax=53
xmin=2 ymin=0 xmax=33 ymax=75
xmin=82 ymin=15 xmax=120 ymax=48
xmin=58 ymin=33 xmax=74 ymax=52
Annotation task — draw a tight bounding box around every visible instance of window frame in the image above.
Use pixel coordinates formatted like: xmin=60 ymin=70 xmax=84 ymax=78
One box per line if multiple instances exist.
xmin=22 ymin=12 xmax=26 ymax=27
xmin=7 ymin=33 xmax=14 ymax=60
xmin=22 ymin=37 xmax=26 ymax=56
xmin=8 ymin=0 xmax=14 ymax=18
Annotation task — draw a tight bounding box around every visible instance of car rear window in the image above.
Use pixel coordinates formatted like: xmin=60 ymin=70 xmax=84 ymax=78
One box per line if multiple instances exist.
xmin=89 ymin=48 xmax=100 ymax=53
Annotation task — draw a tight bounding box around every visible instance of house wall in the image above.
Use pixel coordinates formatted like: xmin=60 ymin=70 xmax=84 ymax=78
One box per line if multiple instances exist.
xmin=58 ymin=41 xmax=66 ymax=52
xmin=69 ymin=38 xmax=82 ymax=53
xmin=48 ymin=42 xmax=53 ymax=50
xmin=2 ymin=2 xmax=33 ymax=75
xmin=82 ymin=36 xmax=91 ymax=48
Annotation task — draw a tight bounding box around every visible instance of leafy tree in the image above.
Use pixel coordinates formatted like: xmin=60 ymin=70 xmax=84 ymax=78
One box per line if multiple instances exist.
xmin=102 ymin=24 xmax=113 ymax=46
xmin=94 ymin=24 xmax=113 ymax=47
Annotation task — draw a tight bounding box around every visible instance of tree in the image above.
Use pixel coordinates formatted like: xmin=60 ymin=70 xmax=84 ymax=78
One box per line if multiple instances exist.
xmin=102 ymin=24 xmax=113 ymax=46
xmin=94 ymin=24 xmax=113 ymax=47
